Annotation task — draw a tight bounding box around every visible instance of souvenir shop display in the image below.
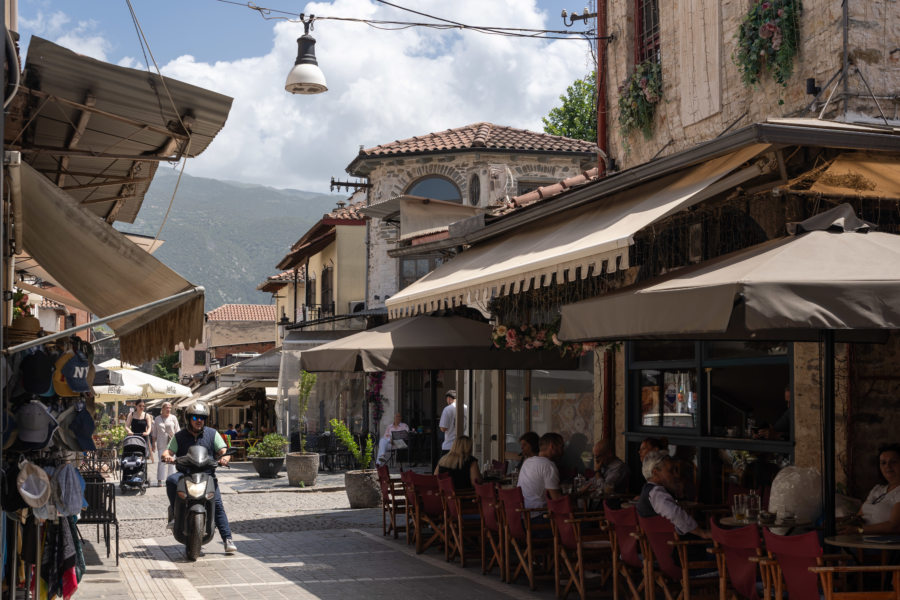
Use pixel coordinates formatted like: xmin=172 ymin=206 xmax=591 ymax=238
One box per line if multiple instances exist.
xmin=2 ymin=335 xmax=100 ymax=600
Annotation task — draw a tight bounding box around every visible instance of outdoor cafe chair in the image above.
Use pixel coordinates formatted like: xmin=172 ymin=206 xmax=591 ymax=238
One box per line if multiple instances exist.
xmin=410 ymin=473 xmax=448 ymax=555
xmin=497 ymin=486 xmax=553 ymax=590
xmin=377 ymin=464 xmax=406 ymax=539
xmin=709 ymin=520 xmax=763 ymax=600
xmin=547 ymin=495 xmax=611 ymax=600
xmin=438 ymin=476 xmax=480 ymax=566
xmin=387 ymin=430 xmax=411 ymax=468
xmin=761 ymin=529 xmax=852 ymax=600
xmin=637 ymin=514 xmax=718 ymax=600
xmin=808 ymin=564 xmax=900 ymax=600
xmin=603 ymin=502 xmax=645 ymax=600
xmin=475 ymin=482 xmax=505 ymax=579
xmin=400 ymin=469 xmax=417 ymax=546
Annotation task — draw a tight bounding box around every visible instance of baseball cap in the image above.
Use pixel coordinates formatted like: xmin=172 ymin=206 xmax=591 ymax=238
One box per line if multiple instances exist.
xmin=17 ymin=460 xmax=51 ymax=508
xmin=61 ymin=349 xmax=92 ymax=394
xmin=20 ymin=347 xmax=55 ymax=396
xmin=69 ymin=408 xmax=96 ymax=451
xmin=53 ymin=406 xmax=81 ymax=452
xmin=53 ymin=463 xmax=83 ymax=517
xmin=53 ymin=351 xmax=77 ymax=397
xmin=14 ymin=401 xmax=58 ymax=450
xmin=445 ymin=390 xmax=457 ymax=399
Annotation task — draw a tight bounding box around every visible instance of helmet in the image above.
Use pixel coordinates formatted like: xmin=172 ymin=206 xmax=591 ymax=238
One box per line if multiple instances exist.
xmin=185 ymin=401 xmax=209 ymax=421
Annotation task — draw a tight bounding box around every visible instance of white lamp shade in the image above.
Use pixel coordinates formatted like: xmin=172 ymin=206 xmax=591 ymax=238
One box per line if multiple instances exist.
xmin=285 ymin=63 xmax=327 ymax=94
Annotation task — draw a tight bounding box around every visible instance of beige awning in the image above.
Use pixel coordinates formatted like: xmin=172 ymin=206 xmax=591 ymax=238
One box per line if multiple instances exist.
xmin=399 ymin=196 xmax=480 ymax=241
xmin=386 ymin=144 xmax=771 ymax=318
xmin=808 ymin=152 xmax=900 ymax=200
xmin=18 ymin=162 xmax=204 ymax=363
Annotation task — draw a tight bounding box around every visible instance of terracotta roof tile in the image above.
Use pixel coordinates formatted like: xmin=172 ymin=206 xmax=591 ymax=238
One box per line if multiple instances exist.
xmin=38 ymin=297 xmax=67 ymax=312
xmin=356 ymin=123 xmax=598 ymax=160
xmin=325 ymin=198 xmax=366 ymax=220
xmin=256 ymin=267 xmax=306 ymax=291
xmin=206 ymin=304 xmax=276 ymax=322
xmin=491 ymin=167 xmax=601 ymax=216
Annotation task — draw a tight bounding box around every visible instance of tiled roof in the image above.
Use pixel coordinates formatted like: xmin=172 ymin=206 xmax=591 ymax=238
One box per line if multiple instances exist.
xmin=38 ymin=297 xmax=67 ymax=312
xmin=325 ymin=198 xmax=366 ymax=221
xmin=206 ymin=304 xmax=276 ymax=322
xmin=353 ymin=123 xmax=598 ymax=162
xmin=491 ymin=167 xmax=601 ymax=216
xmin=257 ymin=268 xmax=305 ymax=292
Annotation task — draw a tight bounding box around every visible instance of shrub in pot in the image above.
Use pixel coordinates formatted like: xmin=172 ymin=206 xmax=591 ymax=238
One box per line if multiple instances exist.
xmin=329 ymin=418 xmax=379 ymax=508
xmin=248 ymin=433 xmax=288 ymax=478
xmin=286 ymin=371 xmax=319 ymax=486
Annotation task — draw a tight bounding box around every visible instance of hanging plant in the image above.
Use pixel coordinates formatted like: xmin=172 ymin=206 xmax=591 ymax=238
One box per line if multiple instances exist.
xmin=735 ymin=0 xmax=801 ymax=88
xmin=491 ymin=317 xmax=613 ymax=358
xmin=617 ymin=60 xmax=662 ymax=139
xmin=366 ymin=372 xmax=386 ymax=424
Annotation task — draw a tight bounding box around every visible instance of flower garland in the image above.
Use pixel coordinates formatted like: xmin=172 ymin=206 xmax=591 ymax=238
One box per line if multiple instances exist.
xmin=12 ymin=290 xmax=31 ymax=318
xmin=491 ymin=318 xmax=608 ymax=358
xmin=617 ymin=60 xmax=663 ymax=139
xmin=735 ymin=0 xmax=801 ymax=88
xmin=366 ymin=372 xmax=386 ymax=424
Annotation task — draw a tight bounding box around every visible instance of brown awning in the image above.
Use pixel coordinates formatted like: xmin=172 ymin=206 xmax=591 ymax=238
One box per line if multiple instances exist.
xmin=17 ymin=162 xmax=204 ymax=364
xmin=299 ymin=315 xmax=577 ymax=372
xmin=559 ymin=204 xmax=900 ymax=342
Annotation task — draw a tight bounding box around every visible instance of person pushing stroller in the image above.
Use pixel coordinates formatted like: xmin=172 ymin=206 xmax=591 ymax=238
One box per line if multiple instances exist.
xmin=161 ymin=401 xmax=237 ymax=554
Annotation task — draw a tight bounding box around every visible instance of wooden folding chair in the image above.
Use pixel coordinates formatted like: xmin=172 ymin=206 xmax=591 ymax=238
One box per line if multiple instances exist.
xmin=410 ymin=473 xmax=447 ymax=554
xmin=475 ymin=482 xmax=505 ymax=578
xmin=438 ymin=476 xmax=480 ymax=566
xmin=497 ymin=487 xmax=553 ymax=590
xmin=547 ymin=495 xmax=611 ymax=600
xmin=603 ymin=502 xmax=645 ymax=600
xmin=400 ymin=469 xmax=417 ymax=546
xmin=709 ymin=520 xmax=763 ymax=600
xmin=377 ymin=464 xmax=406 ymax=539
xmin=761 ymin=529 xmax=852 ymax=600
xmin=637 ymin=514 xmax=718 ymax=600
xmin=810 ymin=564 xmax=900 ymax=600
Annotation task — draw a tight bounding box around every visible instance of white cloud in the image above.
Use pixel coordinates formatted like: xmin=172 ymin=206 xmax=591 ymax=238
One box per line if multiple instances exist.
xmin=21 ymin=0 xmax=592 ymax=193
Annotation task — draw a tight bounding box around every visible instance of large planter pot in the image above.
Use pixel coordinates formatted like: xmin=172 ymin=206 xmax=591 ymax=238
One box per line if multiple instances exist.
xmin=344 ymin=469 xmax=380 ymax=508
xmin=251 ymin=456 xmax=284 ymax=478
xmin=286 ymin=452 xmax=319 ymax=487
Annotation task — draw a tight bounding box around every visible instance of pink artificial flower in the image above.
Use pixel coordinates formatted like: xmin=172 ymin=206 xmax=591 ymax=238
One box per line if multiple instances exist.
xmin=777 ymin=8 xmax=784 ymax=16
xmin=761 ymin=1 xmax=770 ymax=10
xmin=552 ymin=333 xmax=563 ymax=346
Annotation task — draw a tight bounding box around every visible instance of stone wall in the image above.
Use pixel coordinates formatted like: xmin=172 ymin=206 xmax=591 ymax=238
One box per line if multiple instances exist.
xmin=605 ymin=0 xmax=899 ymax=170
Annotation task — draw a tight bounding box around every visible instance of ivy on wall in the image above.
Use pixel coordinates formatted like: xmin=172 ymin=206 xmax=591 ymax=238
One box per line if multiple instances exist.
xmin=617 ymin=60 xmax=663 ymax=139
xmin=735 ymin=0 xmax=802 ymax=88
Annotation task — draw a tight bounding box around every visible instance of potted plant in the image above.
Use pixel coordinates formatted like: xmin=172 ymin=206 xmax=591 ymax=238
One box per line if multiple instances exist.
xmin=286 ymin=371 xmax=319 ymax=487
xmin=247 ymin=433 xmax=288 ymax=478
xmin=329 ymin=418 xmax=379 ymax=508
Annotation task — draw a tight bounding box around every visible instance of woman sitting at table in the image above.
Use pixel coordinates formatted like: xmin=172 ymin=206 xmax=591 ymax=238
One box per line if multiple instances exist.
xmin=841 ymin=443 xmax=900 ymax=535
xmin=514 ymin=431 xmax=539 ymax=470
xmin=435 ymin=436 xmax=481 ymax=490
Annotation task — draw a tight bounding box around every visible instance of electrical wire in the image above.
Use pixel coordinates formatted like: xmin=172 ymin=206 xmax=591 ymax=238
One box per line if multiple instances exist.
xmin=215 ymin=0 xmax=595 ymax=40
xmin=124 ymin=0 xmax=193 ymax=246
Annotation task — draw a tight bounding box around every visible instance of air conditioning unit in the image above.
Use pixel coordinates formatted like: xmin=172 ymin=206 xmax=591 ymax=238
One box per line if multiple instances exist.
xmin=348 ymin=300 xmax=366 ymax=314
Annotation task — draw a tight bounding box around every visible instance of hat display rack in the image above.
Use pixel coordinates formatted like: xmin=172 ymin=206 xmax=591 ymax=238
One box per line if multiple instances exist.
xmin=3 ymin=334 xmax=99 ymax=600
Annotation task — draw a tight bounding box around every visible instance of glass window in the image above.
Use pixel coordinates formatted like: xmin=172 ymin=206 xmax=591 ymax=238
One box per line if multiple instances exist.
xmin=639 ymin=369 xmax=698 ymax=429
xmin=406 ymin=177 xmax=461 ymax=203
xmin=632 ymin=341 xmax=695 ymax=363
xmin=706 ymin=341 xmax=788 ymax=360
xmin=635 ymin=0 xmax=661 ymax=64
xmin=468 ymin=174 xmax=480 ymax=206
xmin=399 ymin=255 xmax=443 ymax=290
xmin=193 ymin=350 xmax=205 ymax=366
xmin=708 ymin=364 xmax=790 ymax=439
xmin=532 ymin=364 xmax=594 ymax=472
xmin=504 ymin=370 xmax=527 ymax=456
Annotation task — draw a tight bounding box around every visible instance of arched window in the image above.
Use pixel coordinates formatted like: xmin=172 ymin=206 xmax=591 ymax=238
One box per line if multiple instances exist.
xmin=406 ymin=176 xmax=461 ymax=203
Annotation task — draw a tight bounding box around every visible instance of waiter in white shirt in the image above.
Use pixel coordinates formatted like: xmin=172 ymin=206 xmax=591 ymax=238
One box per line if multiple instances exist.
xmin=439 ymin=390 xmax=467 ymax=456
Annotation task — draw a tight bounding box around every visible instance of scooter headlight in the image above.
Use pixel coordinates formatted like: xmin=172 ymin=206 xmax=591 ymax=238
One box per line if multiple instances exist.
xmin=186 ymin=480 xmax=207 ymax=499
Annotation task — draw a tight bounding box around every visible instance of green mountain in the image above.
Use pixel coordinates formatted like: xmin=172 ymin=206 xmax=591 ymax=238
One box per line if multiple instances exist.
xmin=117 ymin=169 xmax=341 ymax=309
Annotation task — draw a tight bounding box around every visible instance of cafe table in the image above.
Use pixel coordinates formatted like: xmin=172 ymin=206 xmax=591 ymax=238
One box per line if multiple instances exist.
xmin=824 ymin=535 xmax=900 ymax=592
xmin=720 ymin=516 xmax=813 ymax=531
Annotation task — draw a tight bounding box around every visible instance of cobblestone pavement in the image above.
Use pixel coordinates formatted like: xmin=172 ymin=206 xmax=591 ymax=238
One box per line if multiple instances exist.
xmin=76 ymin=463 xmax=555 ymax=600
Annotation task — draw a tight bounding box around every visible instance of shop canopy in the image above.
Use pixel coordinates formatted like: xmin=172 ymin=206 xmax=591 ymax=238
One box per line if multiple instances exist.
xmin=558 ymin=204 xmax=900 ymax=342
xmin=14 ymin=162 xmax=204 ymax=364
xmin=298 ymin=315 xmax=577 ymax=372
xmin=385 ymin=144 xmax=771 ymax=318
xmin=558 ymin=204 xmax=900 ymax=537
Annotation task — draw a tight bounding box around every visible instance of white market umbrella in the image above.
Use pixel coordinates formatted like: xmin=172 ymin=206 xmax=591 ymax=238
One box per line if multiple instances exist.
xmin=107 ymin=369 xmax=191 ymax=398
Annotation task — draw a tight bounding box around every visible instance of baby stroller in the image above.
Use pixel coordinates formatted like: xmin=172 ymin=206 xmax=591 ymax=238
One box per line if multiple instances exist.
xmin=120 ymin=435 xmax=150 ymax=494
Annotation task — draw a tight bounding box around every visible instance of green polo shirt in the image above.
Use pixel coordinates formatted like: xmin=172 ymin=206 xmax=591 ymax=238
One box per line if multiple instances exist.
xmin=167 ymin=428 xmax=227 ymax=454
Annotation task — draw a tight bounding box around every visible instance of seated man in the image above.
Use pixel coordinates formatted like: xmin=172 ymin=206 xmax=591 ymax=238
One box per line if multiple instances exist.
xmin=223 ymin=424 xmax=238 ymax=441
xmin=518 ymin=432 xmax=564 ymax=510
xmin=637 ymin=451 xmax=709 ymax=539
xmin=579 ymin=439 xmax=629 ymax=499
xmin=376 ymin=413 xmax=410 ymax=465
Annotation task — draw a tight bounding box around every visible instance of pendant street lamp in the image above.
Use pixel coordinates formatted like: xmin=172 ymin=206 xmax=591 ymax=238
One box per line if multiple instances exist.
xmin=285 ymin=14 xmax=327 ymax=95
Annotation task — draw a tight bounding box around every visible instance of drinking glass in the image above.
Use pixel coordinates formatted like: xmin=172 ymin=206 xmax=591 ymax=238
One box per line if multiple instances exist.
xmin=732 ymin=495 xmax=748 ymax=522
xmin=747 ymin=494 xmax=760 ymax=521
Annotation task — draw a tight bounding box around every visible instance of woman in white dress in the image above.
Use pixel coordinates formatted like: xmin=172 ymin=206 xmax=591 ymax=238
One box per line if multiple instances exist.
xmin=152 ymin=401 xmax=180 ymax=486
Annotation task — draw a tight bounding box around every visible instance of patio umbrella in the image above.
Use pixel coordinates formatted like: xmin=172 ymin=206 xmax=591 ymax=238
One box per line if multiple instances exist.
xmin=298 ymin=315 xmax=578 ymax=372
xmin=559 ymin=204 xmax=900 ymax=535
xmin=105 ymin=368 xmax=191 ymax=398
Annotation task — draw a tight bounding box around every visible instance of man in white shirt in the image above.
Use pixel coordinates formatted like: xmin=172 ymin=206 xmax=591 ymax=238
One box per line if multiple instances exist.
xmin=517 ymin=432 xmax=564 ymax=510
xmin=376 ymin=412 xmax=410 ymax=465
xmin=439 ymin=390 xmax=467 ymax=455
xmin=637 ymin=451 xmax=709 ymax=539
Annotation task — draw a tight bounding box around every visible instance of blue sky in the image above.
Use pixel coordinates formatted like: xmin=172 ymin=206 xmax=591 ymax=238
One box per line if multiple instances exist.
xmin=17 ymin=0 xmax=597 ymax=192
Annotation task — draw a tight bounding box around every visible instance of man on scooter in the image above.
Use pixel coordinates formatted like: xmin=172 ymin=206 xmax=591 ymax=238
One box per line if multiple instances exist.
xmin=162 ymin=401 xmax=237 ymax=554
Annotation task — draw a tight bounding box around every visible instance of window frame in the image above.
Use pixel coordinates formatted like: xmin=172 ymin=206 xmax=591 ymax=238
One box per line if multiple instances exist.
xmin=634 ymin=0 xmax=661 ymax=65
xmin=405 ymin=175 xmax=462 ymax=204
xmin=399 ymin=254 xmax=443 ymax=291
